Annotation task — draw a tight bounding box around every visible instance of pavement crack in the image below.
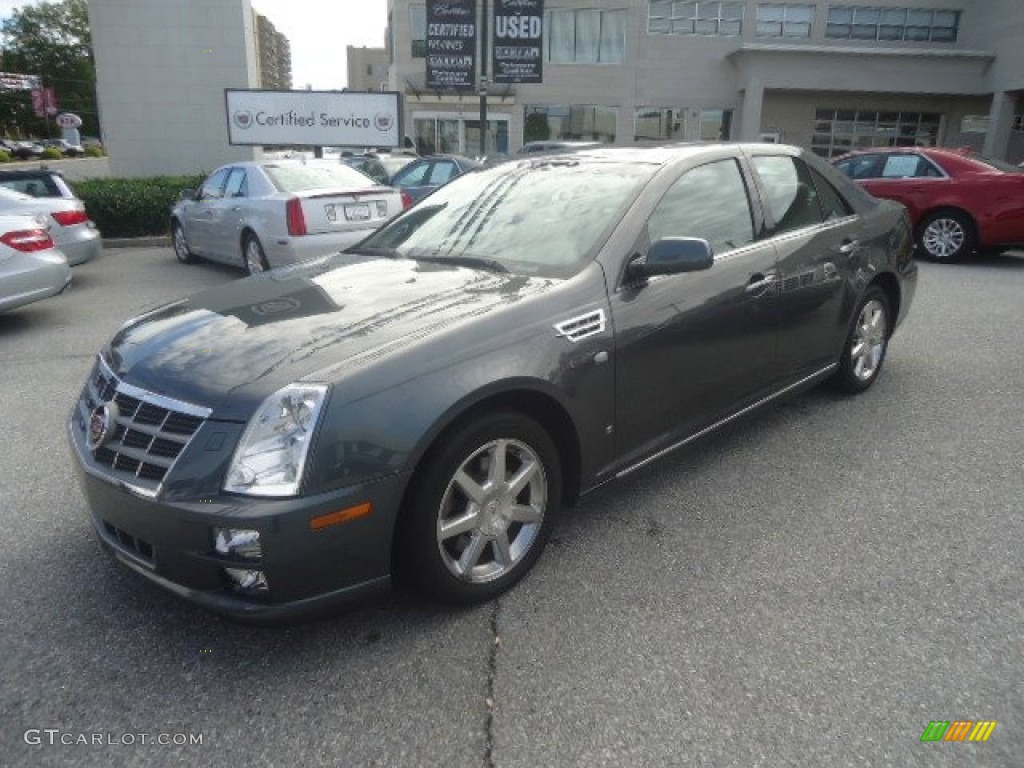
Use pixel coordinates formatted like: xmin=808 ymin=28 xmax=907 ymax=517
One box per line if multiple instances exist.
xmin=483 ymin=598 xmax=500 ymax=768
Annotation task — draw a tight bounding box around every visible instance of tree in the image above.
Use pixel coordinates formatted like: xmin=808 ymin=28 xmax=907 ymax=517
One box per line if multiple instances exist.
xmin=0 ymin=0 xmax=96 ymax=138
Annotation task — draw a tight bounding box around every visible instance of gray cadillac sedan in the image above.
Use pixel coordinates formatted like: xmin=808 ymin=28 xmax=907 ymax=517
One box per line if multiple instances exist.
xmin=69 ymin=144 xmax=916 ymax=622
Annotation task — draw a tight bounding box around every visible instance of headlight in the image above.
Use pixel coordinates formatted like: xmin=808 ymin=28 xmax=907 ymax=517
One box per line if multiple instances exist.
xmin=224 ymin=383 xmax=328 ymax=497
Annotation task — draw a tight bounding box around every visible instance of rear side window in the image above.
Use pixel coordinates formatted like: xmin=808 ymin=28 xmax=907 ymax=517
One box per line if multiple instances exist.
xmin=224 ymin=168 xmax=247 ymax=198
xmin=880 ymin=154 xmax=941 ymax=178
xmin=647 ymin=159 xmax=755 ymax=255
xmin=0 ymin=175 xmax=60 ymax=197
xmin=752 ymin=155 xmax=824 ymax=235
xmin=263 ymin=162 xmax=373 ymax=193
xmin=806 ymin=166 xmax=853 ymax=221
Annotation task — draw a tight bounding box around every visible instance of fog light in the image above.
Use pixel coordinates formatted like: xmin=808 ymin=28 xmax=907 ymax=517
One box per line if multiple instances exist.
xmin=213 ymin=528 xmax=262 ymax=561
xmin=224 ymin=567 xmax=268 ymax=593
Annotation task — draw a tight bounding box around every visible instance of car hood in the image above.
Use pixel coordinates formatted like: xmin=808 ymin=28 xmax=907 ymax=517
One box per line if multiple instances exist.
xmin=106 ymin=253 xmax=557 ymax=421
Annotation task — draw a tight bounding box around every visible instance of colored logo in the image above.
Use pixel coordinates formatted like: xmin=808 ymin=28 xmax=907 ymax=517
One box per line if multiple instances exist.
xmin=86 ymin=402 xmax=118 ymax=452
xmin=374 ymin=113 xmax=394 ymax=132
xmin=920 ymin=720 xmax=997 ymax=742
xmin=232 ymin=110 xmax=253 ymax=129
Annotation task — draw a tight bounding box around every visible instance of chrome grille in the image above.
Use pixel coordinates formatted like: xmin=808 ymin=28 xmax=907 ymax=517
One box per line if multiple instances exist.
xmin=76 ymin=357 xmax=211 ymax=493
xmin=554 ymin=309 xmax=606 ymax=343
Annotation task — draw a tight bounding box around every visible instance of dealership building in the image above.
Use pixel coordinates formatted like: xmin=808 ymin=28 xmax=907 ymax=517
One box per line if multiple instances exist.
xmin=385 ymin=0 xmax=1023 ymax=161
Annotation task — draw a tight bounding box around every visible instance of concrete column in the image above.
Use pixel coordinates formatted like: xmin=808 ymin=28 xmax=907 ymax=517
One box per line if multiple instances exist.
xmin=982 ymin=90 xmax=1015 ymax=159
xmin=738 ymin=80 xmax=765 ymax=141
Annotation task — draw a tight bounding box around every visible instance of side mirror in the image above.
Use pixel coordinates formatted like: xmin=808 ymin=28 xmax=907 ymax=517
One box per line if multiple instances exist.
xmin=630 ymin=237 xmax=714 ymax=280
xmin=179 ymin=188 xmax=198 ymax=202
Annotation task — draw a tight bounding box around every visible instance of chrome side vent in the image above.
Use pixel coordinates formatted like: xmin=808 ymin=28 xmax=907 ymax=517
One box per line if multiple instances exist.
xmin=554 ymin=309 xmax=606 ymax=343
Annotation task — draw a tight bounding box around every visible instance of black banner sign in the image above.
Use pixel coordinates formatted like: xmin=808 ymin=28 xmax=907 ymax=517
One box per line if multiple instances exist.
xmin=426 ymin=0 xmax=477 ymax=89
xmin=493 ymin=0 xmax=543 ymax=84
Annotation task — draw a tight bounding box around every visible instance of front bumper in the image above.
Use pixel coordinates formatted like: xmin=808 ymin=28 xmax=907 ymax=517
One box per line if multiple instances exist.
xmin=69 ymin=417 xmax=406 ymax=624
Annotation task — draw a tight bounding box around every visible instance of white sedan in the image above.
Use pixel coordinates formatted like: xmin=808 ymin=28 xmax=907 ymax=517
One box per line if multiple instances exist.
xmin=171 ymin=159 xmax=405 ymax=275
xmin=0 ymin=214 xmax=71 ymax=313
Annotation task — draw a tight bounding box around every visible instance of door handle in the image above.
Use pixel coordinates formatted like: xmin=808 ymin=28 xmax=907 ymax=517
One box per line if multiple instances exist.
xmin=838 ymin=239 xmax=859 ymax=255
xmin=231 ymin=206 xmax=242 ymax=212
xmin=745 ymin=273 xmax=777 ymax=296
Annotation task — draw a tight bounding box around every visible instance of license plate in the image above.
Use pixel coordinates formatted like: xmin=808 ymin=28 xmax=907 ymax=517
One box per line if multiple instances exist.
xmin=344 ymin=203 xmax=371 ymax=221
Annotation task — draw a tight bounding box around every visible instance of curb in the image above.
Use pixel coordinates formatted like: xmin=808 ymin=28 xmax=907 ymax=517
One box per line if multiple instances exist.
xmin=103 ymin=236 xmax=171 ymax=249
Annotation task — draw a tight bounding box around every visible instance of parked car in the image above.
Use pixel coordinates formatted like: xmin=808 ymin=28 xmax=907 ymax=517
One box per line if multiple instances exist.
xmin=0 ymin=186 xmax=101 ymax=266
xmin=0 ymin=213 xmax=72 ymax=312
xmin=0 ymin=168 xmax=81 ymax=199
xmin=342 ymin=152 xmax=418 ymax=186
xmin=41 ymin=138 xmax=85 ymax=157
xmin=517 ymin=140 xmax=604 ymax=155
xmin=0 ymin=139 xmax=43 ymax=160
xmin=389 ymin=154 xmax=480 ymax=204
xmin=833 ymin=146 xmax=1024 ymax=261
xmin=171 ymin=159 xmax=404 ymax=275
xmin=69 ymin=143 xmax=916 ymax=622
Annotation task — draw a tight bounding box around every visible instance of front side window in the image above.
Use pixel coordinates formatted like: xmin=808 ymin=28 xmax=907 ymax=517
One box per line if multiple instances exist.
xmin=649 ymin=1 xmax=744 ymax=37
xmin=647 ymin=159 xmax=755 ymax=254
xmin=756 ymin=4 xmax=814 ymax=38
xmin=393 ymin=161 xmax=431 ymax=187
xmin=635 ymin=107 xmax=686 ymax=142
xmin=200 ymin=168 xmax=231 ymax=200
xmin=751 ymin=155 xmax=824 ymax=235
xmin=547 ymin=9 xmax=626 ymax=64
xmin=525 ymin=105 xmax=618 ymax=143
xmin=826 ymin=6 xmax=961 ymax=42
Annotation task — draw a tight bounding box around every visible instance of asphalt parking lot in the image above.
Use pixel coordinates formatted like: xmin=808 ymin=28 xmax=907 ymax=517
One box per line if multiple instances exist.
xmin=2 ymin=246 xmax=1023 ymax=767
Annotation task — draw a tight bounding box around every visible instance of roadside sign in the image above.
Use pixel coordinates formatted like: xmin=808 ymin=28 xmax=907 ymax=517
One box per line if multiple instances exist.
xmin=493 ymin=0 xmax=544 ymax=84
xmin=225 ymin=89 xmax=402 ymax=147
xmin=426 ymin=0 xmax=477 ymax=89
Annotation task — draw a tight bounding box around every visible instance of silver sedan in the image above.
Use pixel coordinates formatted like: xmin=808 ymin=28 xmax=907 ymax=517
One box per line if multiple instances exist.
xmin=171 ymin=159 xmax=405 ymax=275
xmin=0 ymin=213 xmax=71 ymax=313
xmin=0 ymin=187 xmax=101 ymax=266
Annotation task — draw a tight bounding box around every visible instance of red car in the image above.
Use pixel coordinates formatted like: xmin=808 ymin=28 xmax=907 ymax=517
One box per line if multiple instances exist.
xmin=833 ymin=147 xmax=1024 ymax=262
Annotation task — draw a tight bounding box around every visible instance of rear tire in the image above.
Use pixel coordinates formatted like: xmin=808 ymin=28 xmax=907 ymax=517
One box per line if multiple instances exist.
xmin=396 ymin=411 xmax=561 ymax=604
xmin=243 ymin=233 xmax=269 ymax=275
xmin=918 ymin=210 xmax=974 ymax=262
xmin=830 ymin=286 xmax=890 ymax=394
xmin=171 ymin=221 xmax=195 ymax=264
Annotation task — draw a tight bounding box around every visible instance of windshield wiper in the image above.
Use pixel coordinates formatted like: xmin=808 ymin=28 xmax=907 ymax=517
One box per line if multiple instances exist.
xmin=412 ymin=253 xmax=509 ymax=273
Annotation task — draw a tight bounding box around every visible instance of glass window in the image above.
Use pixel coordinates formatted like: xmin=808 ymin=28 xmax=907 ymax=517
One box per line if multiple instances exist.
xmin=525 ymin=105 xmax=618 ymax=143
xmin=880 ymin=154 xmax=936 ymax=178
xmin=547 ymin=9 xmax=625 ymax=64
xmin=756 ymin=4 xmax=814 ymax=38
xmin=410 ymin=5 xmax=426 ymax=58
xmin=810 ymin=109 xmax=943 ymax=158
xmin=806 ymin=165 xmax=853 ymax=220
xmin=263 ymin=163 xmax=374 ymax=193
xmin=647 ymin=159 xmax=755 ymax=255
xmin=699 ymin=109 xmax=733 ymax=140
xmin=635 ymin=107 xmax=686 ymax=142
xmin=200 ymin=168 xmax=230 ymax=200
xmin=648 ymin=0 xmax=744 ymax=37
xmin=751 ymin=156 xmax=824 ymax=235
xmin=224 ymin=168 xmax=247 ymax=198
xmin=393 ymin=161 xmax=431 ymax=187
xmin=428 ymin=161 xmax=459 ymax=185
xmin=825 ymin=5 xmax=960 ymax=42
xmin=835 ymin=154 xmax=881 ymax=179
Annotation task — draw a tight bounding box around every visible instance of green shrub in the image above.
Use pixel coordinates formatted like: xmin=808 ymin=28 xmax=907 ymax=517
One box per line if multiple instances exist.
xmin=83 ymin=145 xmax=104 ymax=158
xmin=75 ymin=175 xmax=205 ymax=238
xmin=40 ymin=147 xmax=63 ymax=160
xmin=0 ymin=150 xmax=9 ymax=163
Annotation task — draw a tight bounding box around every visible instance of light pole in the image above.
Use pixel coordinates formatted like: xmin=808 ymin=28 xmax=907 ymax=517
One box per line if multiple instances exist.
xmin=479 ymin=0 xmax=489 ymax=156
xmin=479 ymin=78 xmax=488 ymax=156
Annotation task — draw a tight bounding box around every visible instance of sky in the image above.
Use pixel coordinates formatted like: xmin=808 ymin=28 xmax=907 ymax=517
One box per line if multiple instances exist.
xmin=0 ymin=0 xmax=389 ymax=89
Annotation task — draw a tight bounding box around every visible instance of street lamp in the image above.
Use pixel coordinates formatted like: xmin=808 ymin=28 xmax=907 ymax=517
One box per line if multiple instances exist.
xmin=479 ymin=77 xmax=488 ymax=156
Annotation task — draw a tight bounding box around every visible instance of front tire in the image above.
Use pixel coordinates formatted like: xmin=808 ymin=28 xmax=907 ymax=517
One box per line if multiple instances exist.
xmin=918 ymin=210 xmax=974 ymax=262
xmin=831 ymin=287 xmax=890 ymax=394
xmin=171 ymin=221 xmax=195 ymax=264
xmin=243 ymin=233 xmax=269 ymax=275
xmin=397 ymin=411 xmax=562 ymax=604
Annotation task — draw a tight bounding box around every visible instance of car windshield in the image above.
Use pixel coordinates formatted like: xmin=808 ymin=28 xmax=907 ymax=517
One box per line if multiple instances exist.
xmin=262 ymin=162 xmax=376 ymax=192
xmin=357 ymin=158 xmax=655 ymax=278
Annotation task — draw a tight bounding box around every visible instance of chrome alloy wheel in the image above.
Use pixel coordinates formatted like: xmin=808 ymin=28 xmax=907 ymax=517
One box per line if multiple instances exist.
xmin=850 ymin=298 xmax=887 ymax=381
xmin=172 ymin=225 xmax=190 ymax=263
xmin=436 ymin=438 xmax=547 ymax=584
xmin=245 ymin=238 xmax=266 ymax=274
xmin=921 ymin=216 xmax=965 ymax=260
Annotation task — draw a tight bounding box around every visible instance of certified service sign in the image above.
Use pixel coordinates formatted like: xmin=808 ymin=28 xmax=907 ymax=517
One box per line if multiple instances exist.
xmin=225 ymin=89 xmax=402 ymax=147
